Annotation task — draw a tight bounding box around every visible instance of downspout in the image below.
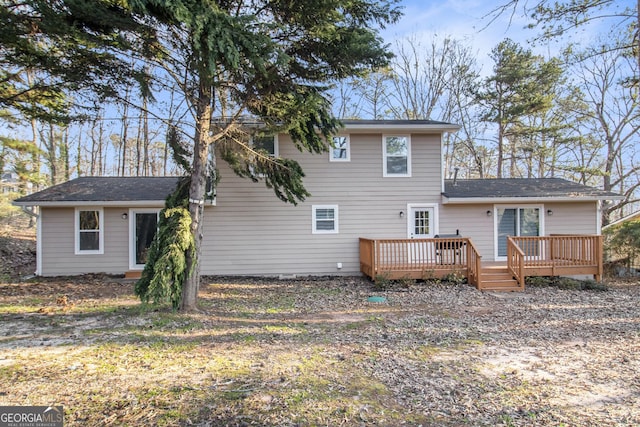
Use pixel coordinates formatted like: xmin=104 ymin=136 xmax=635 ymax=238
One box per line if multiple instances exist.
xmin=18 ymin=206 xmax=40 ymax=275
xmin=35 ymin=209 xmax=42 ymax=276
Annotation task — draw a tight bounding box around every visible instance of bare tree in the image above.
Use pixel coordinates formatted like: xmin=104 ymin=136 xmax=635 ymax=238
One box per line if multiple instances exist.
xmin=487 ymin=1 xmax=638 ymax=80
xmin=570 ymin=43 xmax=640 ymax=223
xmin=388 ymin=35 xmax=460 ymax=120
xmin=39 ymin=124 xmax=70 ymax=185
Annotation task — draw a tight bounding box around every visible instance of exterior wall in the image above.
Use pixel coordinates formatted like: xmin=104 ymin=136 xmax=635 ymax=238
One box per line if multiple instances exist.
xmin=545 ymin=201 xmax=598 ymax=235
xmin=39 ymin=207 xmax=134 ymax=276
xmin=440 ymin=201 xmax=599 ymax=261
xmin=199 ymin=132 xmax=444 ymax=276
xmin=439 ymin=203 xmax=496 ymax=258
xmin=35 ymin=127 xmax=602 ymax=277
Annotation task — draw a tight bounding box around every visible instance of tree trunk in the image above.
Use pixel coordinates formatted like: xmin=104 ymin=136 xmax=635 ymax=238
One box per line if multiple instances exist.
xmin=120 ymin=95 xmax=129 ymax=176
xmin=135 ymin=109 xmax=142 ymax=176
xmin=63 ymin=127 xmax=70 ymax=181
xmin=497 ymin=121 xmax=504 ymax=178
xmin=142 ymin=94 xmax=149 ymax=175
xmin=181 ymin=77 xmax=212 ymax=312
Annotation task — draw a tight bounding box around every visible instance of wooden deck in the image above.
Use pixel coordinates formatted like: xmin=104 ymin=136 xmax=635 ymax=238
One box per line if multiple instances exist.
xmin=360 ymin=235 xmax=603 ymax=291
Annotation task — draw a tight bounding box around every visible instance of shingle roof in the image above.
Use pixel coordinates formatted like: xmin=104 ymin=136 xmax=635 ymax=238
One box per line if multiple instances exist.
xmin=13 ymin=176 xmax=181 ymax=205
xmin=443 ymin=178 xmax=620 ymax=200
xmin=15 ymin=176 xmax=620 ymax=206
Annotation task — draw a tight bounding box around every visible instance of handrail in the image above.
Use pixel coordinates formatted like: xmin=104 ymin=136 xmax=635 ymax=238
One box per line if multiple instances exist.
xmin=506 ymin=237 xmax=525 ymax=289
xmin=466 ymin=238 xmax=482 ymax=287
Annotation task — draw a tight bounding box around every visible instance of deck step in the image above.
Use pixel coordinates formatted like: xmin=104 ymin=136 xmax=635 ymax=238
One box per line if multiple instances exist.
xmin=478 ymin=267 xmax=524 ymax=292
xmin=124 ymin=270 xmax=142 ymax=280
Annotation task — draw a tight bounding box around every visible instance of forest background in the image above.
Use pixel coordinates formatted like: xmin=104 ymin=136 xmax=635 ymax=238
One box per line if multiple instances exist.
xmin=1 ymin=0 xmax=638 ymax=225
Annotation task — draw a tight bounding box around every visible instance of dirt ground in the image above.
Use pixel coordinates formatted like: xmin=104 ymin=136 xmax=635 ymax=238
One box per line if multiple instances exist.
xmin=0 ymin=218 xmax=37 ymax=280
xmin=0 ymin=225 xmax=639 ymax=426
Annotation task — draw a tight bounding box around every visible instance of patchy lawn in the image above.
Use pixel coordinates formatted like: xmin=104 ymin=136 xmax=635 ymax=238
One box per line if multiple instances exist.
xmin=0 ymin=273 xmax=638 ymax=426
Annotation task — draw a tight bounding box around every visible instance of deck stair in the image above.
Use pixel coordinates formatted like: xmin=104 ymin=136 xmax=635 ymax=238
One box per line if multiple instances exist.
xmin=478 ymin=265 xmax=523 ymax=292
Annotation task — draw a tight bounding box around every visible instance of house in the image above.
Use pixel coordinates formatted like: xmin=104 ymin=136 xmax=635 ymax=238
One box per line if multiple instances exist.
xmin=13 ymin=120 xmax=620 ymax=289
xmin=1 ymin=172 xmax=27 ymax=194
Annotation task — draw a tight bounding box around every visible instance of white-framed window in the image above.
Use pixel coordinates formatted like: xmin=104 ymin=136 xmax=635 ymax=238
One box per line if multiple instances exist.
xmin=252 ymin=134 xmax=278 ymax=157
xmin=312 ymin=205 xmax=339 ymax=234
xmin=330 ymin=135 xmax=350 ymax=162
xmin=383 ymin=135 xmax=411 ymax=177
xmin=250 ymin=134 xmax=278 ymax=178
xmin=75 ymin=207 xmax=104 ymax=254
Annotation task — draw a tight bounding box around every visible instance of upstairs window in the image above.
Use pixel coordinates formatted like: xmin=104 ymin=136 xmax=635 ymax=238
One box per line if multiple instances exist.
xmin=252 ymin=134 xmax=278 ymax=157
xmin=383 ymin=135 xmax=411 ymax=177
xmin=312 ymin=205 xmax=339 ymax=234
xmin=330 ymin=135 xmax=350 ymax=162
xmin=250 ymin=134 xmax=278 ymax=178
xmin=75 ymin=208 xmax=104 ymax=254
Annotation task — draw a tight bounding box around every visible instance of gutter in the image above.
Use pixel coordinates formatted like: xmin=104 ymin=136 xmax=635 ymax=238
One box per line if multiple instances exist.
xmin=12 ymin=200 xmax=169 ymax=208
xmin=342 ymin=123 xmax=461 ymax=133
xmin=442 ymin=195 xmax=624 ymax=204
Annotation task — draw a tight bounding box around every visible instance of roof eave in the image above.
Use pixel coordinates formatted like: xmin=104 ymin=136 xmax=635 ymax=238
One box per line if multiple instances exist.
xmin=442 ymin=195 xmax=622 ymax=204
xmin=12 ymin=200 xmax=168 ymax=208
xmin=342 ymin=123 xmax=460 ymax=133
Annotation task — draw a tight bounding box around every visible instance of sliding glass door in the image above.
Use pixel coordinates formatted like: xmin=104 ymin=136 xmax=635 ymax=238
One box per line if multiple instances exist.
xmin=497 ymin=207 xmax=540 ymax=258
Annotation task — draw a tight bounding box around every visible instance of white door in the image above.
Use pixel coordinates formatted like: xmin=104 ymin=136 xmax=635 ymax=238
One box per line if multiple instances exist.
xmin=407 ymin=205 xmax=436 ymax=263
xmin=129 ymin=209 xmax=160 ymax=270
xmin=408 ymin=206 xmax=435 ymax=239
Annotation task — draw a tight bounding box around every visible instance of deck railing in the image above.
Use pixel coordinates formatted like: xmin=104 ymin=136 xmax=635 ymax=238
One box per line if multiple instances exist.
xmin=361 ymin=234 xmax=603 ymax=285
xmin=359 ymin=237 xmax=474 ymax=281
xmin=506 ymin=237 xmax=525 ymax=289
xmin=466 ymin=238 xmax=482 ymax=287
xmin=507 ymin=235 xmax=603 ymax=280
xmin=359 ymin=238 xmax=376 ymax=279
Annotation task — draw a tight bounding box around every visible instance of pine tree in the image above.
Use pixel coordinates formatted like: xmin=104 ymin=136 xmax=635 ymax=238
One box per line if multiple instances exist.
xmin=125 ymin=0 xmax=401 ymax=311
xmin=135 ymin=124 xmax=195 ymax=309
xmin=2 ymin=0 xmax=401 ymax=311
xmin=135 ymin=178 xmax=193 ymax=310
xmin=477 ymin=39 xmax=561 ymax=178
xmin=0 ymin=1 xmax=152 ymax=122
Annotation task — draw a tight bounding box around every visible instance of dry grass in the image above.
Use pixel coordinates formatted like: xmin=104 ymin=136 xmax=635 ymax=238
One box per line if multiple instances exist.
xmin=0 ymin=274 xmax=639 ymax=426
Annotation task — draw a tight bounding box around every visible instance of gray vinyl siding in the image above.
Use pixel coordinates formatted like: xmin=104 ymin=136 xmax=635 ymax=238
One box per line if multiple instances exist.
xmin=199 ymin=132 xmax=444 ymax=276
xmin=440 ymin=201 xmax=598 ymax=261
xmin=40 ymin=207 xmax=131 ymax=276
xmin=545 ymin=202 xmax=598 ymax=235
xmin=439 ymin=204 xmax=496 ymax=257
xmin=35 ymin=129 xmax=602 ymax=277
